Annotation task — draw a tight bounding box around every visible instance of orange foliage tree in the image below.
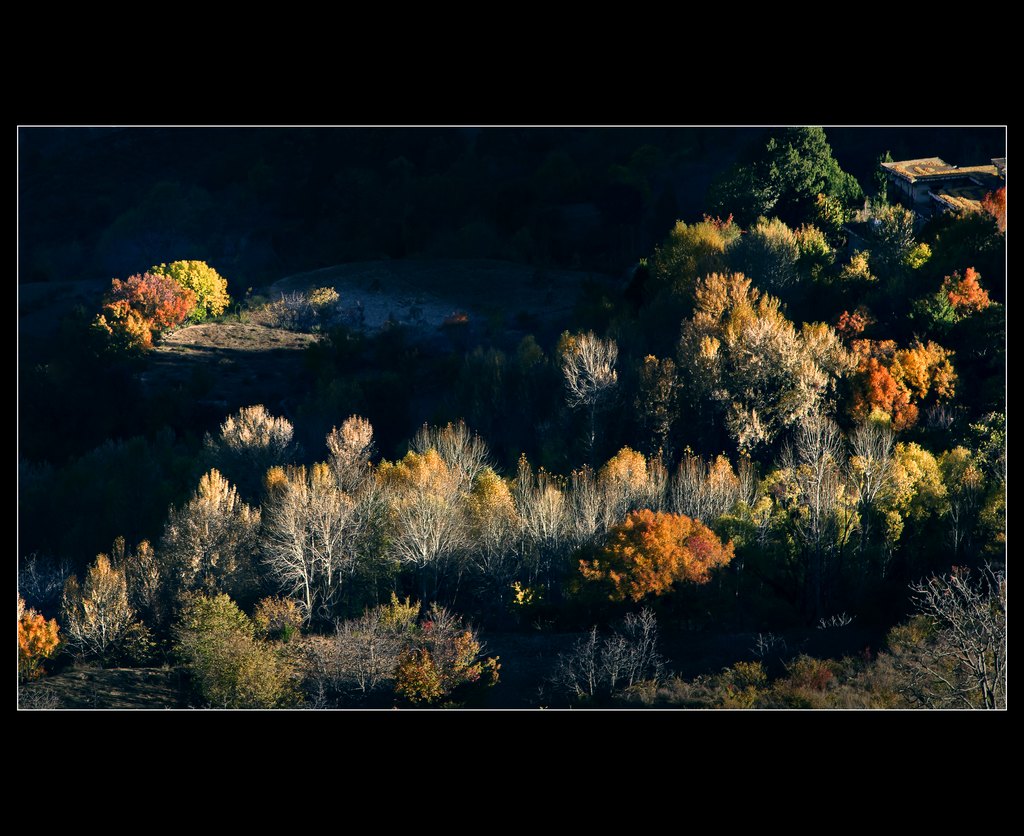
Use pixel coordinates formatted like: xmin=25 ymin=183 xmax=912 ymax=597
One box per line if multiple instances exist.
xmin=849 ymin=339 xmax=956 ymax=431
xmin=942 ymin=267 xmax=992 ymax=318
xmin=18 ymin=597 xmax=60 ymax=681
xmin=93 ymin=272 xmax=196 ymax=352
xmin=580 ymin=509 xmax=734 ymax=602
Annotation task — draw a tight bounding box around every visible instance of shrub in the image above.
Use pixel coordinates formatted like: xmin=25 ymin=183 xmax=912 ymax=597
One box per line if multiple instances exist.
xmin=150 ymin=260 xmax=230 ymax=321
xmin=174 ymin=593 xmax=297 ymax=708
xmin=394 ymin=605 xmax=499 ymax=706
xmin=93 ymin=272 xmax=196 ymax=352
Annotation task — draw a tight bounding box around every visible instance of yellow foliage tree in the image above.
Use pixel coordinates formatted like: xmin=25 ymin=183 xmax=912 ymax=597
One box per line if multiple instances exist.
xmin=150 ymin=259 xmax=230 ymax=320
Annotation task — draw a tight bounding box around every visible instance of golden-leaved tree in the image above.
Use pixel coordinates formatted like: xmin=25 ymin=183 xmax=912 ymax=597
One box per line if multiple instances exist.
xmin=18 ymin=597 xmax=60 ymax=681
xmin=580 ymin=509 xmax=734 ymax=602
xmin=679 ymin=272 xmax=854 ymax=452
xmin=150 ymin=260 xmax=230 ymax=321
xmin=160 ymin=469 xmax=262 ymax=604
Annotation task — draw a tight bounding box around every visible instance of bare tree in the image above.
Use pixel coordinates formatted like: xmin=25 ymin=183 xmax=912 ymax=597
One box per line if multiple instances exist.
xmin=262 ymin=463 xmax=358 ymax=624
xmin=18 ymin=553 xmax=73 ymax=614
xmin=61 ymin=554 xmax=138 ymax=662
xmin=302 ymin=596 xmax=420 ymax=704
xmin=552 ymin=609 xmax=664 ymax=702
xmin=902 ymin=566 xmax=1006 ymax=709
xmin=560 ymin=331 xmax=619 ymax=459
xmin=326 ymin=415 xmax=375 ymax=493
xmin=780 ymin=412 xmax=858 ymax=619
xmin=378 ymin=450 xmax=468 ymax=601
xmin=568 ymin=465 xmax=603 ymax=545
xmin=411 ymin=420 xmax=490 ymax=493
xmin=670 ymin=451 xmax=743 ymax=523
xmin=513 ymin=455 xmax=569 ymax=588
xmin=848 ymin=416 xmax=895 ymax=549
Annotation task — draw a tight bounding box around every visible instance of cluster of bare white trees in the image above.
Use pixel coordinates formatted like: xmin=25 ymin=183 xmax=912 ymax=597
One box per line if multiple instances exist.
xmin=552 ymin=608 xmax=664 ymax=701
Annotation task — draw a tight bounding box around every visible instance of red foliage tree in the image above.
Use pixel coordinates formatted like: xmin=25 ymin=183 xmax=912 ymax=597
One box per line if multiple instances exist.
xmin=981 ymin=187 xmax=1005 ymax=233
xmin=835 ymin=306 xmax=874 ymax=342
xmin=93 ymin=272 xmax=196 ymax=352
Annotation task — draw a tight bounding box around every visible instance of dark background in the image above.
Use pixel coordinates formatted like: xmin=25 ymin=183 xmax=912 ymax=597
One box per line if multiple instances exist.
xmin=18 ymin=126 xmax=1005 ymax=287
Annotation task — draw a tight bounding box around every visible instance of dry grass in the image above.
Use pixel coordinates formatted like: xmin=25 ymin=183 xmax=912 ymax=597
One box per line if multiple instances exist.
xmin=18 ymin=666 xmax=187 ymax=709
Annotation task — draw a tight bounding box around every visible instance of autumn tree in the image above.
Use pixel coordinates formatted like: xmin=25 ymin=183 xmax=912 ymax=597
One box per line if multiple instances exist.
xmin=465 ymin=467 xmax=522 ymax=599
xmin=598 ymin=446 xmax=666 ymax=528
xmin=411 ymin=420 xmax=490 ymax=493
xmin=61 ymin=553 xmax=143 ymax=663
xmin=981 ymin=187 xmax=1005 ymax=233
xmin=110 ymin=536 xmax=163 ymax=625
xmin=939 ymin=447 xmax=985 ymax=558
xmin=18 ymin=597 xmax=60 ymax=682
xmin=579 ymin=509 xmax=734 ymax=603
xmin=649 ymin=215 xmax=739 ymax=301
xmin=837 ymin=250 xmax=877 ymax=286
xmin=848 ymin=339 xmax=957 ymax=431
xmin=394 ymin=605 xmax=499 ymax=705
xmin=173 ymin=592 xmax=296 ymax=708
xmin=150 ymin=259 xmax=230 ymax=321
xmin=204 ymin=404 xmax=297 ymax=499
xmin=679 ymin=272 xmax=854 ymax=452
xmin=559 ymin=331 xmax=619 ymax=459
xmin=92 ymin=271 xmax=196 ymax=353
xmin=252 ymin=596 xmax=304 ymax=642
xmin=835 ymin=307 xmax=875 ymax=342
xmin=869 ymin=442 xmax=947 ymax=577
xmin=160 ymin=469 xmax=262 ymax=605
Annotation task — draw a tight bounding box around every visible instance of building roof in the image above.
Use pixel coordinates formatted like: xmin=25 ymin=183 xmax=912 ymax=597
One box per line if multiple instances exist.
xmin=992 ymin=157 xmax=1006 ymax=176
xmin=882 ymin=157 xmax=956 ymax=181
xmin=930 ymin=184 xmax=988 ymax=213
xmin=882 ymin=157 xmax=1000 ymax=183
